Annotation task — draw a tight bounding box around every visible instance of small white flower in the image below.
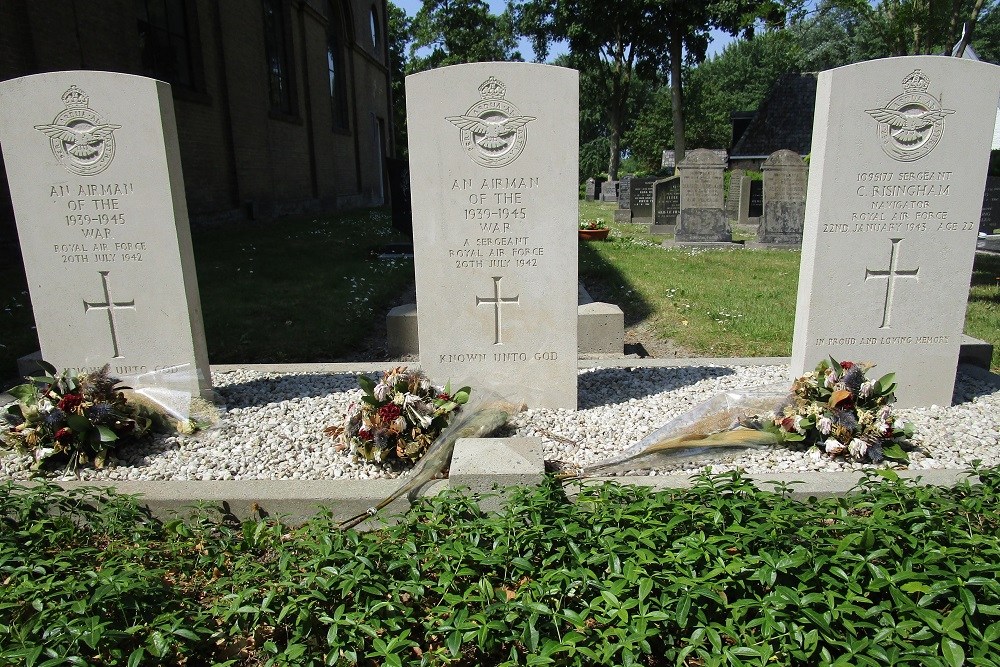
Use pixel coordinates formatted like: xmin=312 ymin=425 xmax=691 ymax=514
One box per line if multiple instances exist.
xmin=808 ymin=446 xmax=823 ymax=461
xmin=824 ymin=371 xmax=838 ymax=389
xmin=373 ymin=382 xmax=391 ymax=401
xmin=824 ymin=438 xmax=846 ymax=455
xmin=893 ymin=418 xmax=906 ymax=431
xmin=793 ymin=415 xmax=806 ymax=434
xmin=859 ymin=380 xmax=875 ymax=398
xmin=38 ymin=398 xmax=54 ymax=413
xmin=817 ymin=416 xmax=833 ymax=435
xmin=419 ymin=378 xmax=431 ymax=392
xmin=393 ymin=416 xmax=406 ymax=431
xmin=848 ymin=438 xmax=868 ymax=459
xmin=34 ymin=446 xmax=54 ymax=462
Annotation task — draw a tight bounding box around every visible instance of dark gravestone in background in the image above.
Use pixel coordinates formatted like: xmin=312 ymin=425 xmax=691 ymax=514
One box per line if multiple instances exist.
xmin=585 ymin=177 xmax=605 ymax=201
xmin=981 ymin=176 xmax=1000 ymax=235
xmin=386 ymin=157 xmax=412 ymax=237
xmin=748 ymin=180 xmax=763 ymax=218
xmin=654 ymin=176 xmax=680 ymax=225
xmin=629 ymin=177 xmax=656 ymax=223
xmin=617 ymin=175 xmax=633 ymax=210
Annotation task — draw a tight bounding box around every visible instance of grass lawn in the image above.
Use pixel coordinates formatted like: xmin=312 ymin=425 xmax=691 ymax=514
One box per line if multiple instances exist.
xmin=580 ymin=200 xmax=1000 ymax=369
xmin=0 ymin=208 xmax=414 ymax=385
xmin=1 ymin=202 xmax=998 ymax=388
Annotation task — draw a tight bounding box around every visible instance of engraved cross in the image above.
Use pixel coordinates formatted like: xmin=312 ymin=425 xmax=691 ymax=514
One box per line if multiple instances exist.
xmin=864 ymin=238 xmax=919 ymax=329
xmin=476 ymin=276 xmax=519 ymax=345
xmin=83 ymin=270 xmax=135 ymax=358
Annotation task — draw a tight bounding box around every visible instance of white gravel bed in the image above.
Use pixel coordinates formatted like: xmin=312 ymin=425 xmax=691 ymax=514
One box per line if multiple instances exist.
xmin=2 ymin=365 xmax=998 ymax=482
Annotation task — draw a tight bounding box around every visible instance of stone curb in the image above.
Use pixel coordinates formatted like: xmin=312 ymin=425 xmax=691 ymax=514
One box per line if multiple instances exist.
xmin=5 ymin=359 xmax=997 ymax=527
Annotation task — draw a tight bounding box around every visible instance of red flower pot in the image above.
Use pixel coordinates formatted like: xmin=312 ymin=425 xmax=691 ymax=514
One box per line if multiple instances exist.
xmin=578 ymin=228 xmax=610 ymax=241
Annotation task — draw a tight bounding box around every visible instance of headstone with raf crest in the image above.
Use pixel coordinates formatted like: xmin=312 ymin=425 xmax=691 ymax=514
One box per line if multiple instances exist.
xmin=0 ymin=71 xmax=211 ymax=401
xmin=406 ymin=63 xmax=578 ymax=409
xmin=792 ymin=57 xmax=1000 ymax=407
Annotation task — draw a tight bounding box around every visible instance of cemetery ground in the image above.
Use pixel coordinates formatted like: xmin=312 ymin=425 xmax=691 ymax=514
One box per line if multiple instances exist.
xmin=3 ymin=205 xmax=1000 ymax=665
xmin=1 ymin=203 xmax=999 ymax=389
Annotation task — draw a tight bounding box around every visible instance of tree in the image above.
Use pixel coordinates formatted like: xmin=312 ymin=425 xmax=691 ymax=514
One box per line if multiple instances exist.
xmin=387 ymin=2 xmax=411 ymax=156
xmin=516 ymin=0 xmax=661 ymax=179
xmin=649 ymin=0 xmax=789 ymax=165
xmin=515 ymin=0 xmax=787 ymax=177
xmin=407 ymin=0 xmax=522 ymax=74
xmin=973 ymin=2 xmax=1000 ymax=62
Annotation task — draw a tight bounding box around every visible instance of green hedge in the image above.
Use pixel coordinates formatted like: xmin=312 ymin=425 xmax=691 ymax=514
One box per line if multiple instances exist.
xmin=3 ymin=469 xmax=1000 ymax=665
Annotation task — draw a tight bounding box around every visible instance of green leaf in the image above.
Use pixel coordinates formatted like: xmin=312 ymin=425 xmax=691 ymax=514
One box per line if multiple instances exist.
xmin=127 ymin=648 xmax=145 ymax=667
xmin=96 ymin=426 xmax=118 ymax=443
xmin=876 ymin=373 xmax=896 ymax=395
xmin=882 ymin=444 xmax=908 ymax=463
xmin=676 ymin=595 xmax=691 ymax=628
xmin=453 ymin=387 xmax=471 ymax=404
xmin=447 ymin=631 xmax=462 ymax=657
xmin=7 ymin=384 xmax=36 ymax=404
xmin=941 ymin=638 xmax=965 ymax=667
xmin=638 ymin=578 xmax=652 ymax=601
xmin=872 ymin=469 xmax=900 ymax=481
xmin=960 ymin=587 xmax=977 ymax=616
xmin=357 ymin=374 xmax=375 ymax=395
xmin=38 ymin=360 xmax=58 ymax=376
xmin=66 ymin=414 xmax=91 ymax=433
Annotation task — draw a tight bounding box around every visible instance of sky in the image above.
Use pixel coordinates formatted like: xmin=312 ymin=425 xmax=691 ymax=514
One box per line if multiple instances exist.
xmin=390 ymin=0 xmax=736 ymax=63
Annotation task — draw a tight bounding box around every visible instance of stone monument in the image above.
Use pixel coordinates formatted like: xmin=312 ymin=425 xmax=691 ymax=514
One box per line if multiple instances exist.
xmin=0 ymin=71 xmax=212 ymax=399
xmin=406 ymin=63 xmax=578 ymax=409
xmin=652 ymin=175 xmax=680 ymax=231
xmin=758 ymin=149 xmax=808 ymax=244
xmin=675 ymin=149 xmax=732 ymax=243
xmin=792 ymin=57 xmax=1000 ymax=407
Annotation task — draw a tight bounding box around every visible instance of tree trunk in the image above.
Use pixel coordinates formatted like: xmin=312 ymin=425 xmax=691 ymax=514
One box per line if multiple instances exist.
xmin=608 ymin=124 xmax=621 ymax=180
xmin=669 ymin=25 xmax=685 ymax=166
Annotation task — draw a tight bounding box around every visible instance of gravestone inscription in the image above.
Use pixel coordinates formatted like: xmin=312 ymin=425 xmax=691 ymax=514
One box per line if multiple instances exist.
xmin=600 ymin=180 xmax=618 ymax=202
xmin=675 ymin=149 xmax=732 ymax=243
xmin=981 ymin=176 xmax=1000 ymax=234
xmin=0 ymin=71 xmax=211 ymax=399
xmin=748 ymin=180 xmax=763 ymax=218
xmin=406 ymin=63 xmax=578 ymax=409
xmin=792 ymin=57 xmax=1000 ymax=407
xmin=629 ymin=177 xmax=656 ymax=224
xmin=653 ymin=176 xmax=680 ymax=226
xmin=758 ymin=150 xmax=808 ymax=244
xmin=617 ymin=175 xmax=632 ymax=210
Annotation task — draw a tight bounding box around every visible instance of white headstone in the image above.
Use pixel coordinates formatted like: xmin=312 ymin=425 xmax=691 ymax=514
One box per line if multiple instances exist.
xmin=406 ymin=63 xmax=578 ymax=409
xmin=0 ymin=71 xmax=211 ymax=399
xmin=792 ymin=57 xmax=1000 ymax=407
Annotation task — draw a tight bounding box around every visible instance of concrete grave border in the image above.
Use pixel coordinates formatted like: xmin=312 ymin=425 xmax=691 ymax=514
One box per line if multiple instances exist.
xmin=3 ymin=357 xmax=996 ymax=528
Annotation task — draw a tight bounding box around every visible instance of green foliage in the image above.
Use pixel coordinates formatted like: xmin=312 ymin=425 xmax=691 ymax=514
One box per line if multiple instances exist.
xmin=388 ymin=2 xmax=410 ymax=156
xmin=5 ymin=469 xmax=1000 ymax=664
xmin=407 ymin=0 xmax=522 ymax=74
xmin=973 ymin=3 xmax=1000 ymax=63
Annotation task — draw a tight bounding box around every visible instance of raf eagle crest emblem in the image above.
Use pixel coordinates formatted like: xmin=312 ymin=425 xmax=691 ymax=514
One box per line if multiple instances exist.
xmin=446 ymin=77 xmax=534 ymax=168
xmin=35 ymin=85 xmax=121 ymax=176
xmin=866 ymin=69 xmax=954 ymax=162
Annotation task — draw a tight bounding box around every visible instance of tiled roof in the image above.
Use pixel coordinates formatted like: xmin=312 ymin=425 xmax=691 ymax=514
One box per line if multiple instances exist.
xmin=731 ymin=72 xmax=818 ymax=157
